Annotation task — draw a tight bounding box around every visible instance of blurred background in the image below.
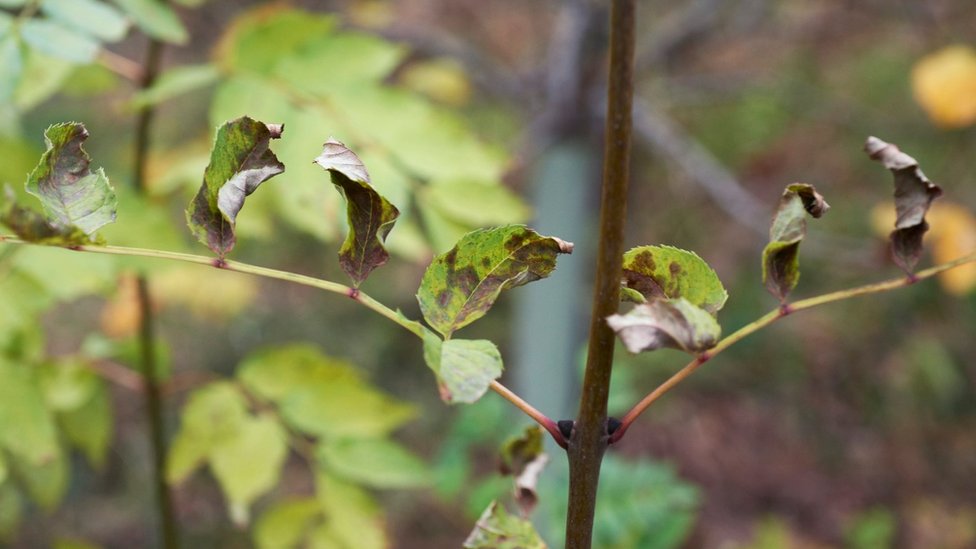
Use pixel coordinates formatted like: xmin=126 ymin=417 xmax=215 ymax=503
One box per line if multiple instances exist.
xmin=1 ymin=0 xmax=975 ymax=548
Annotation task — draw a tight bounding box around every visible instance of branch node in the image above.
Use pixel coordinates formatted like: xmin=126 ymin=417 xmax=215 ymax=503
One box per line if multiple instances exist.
xmin=212 ymin=258 xmax=228 ymax=269
xmin=558 ymin=419 xmax=575 ymax=441
xmin=779 ymin=302 xmax=794 ymax=316
xmin=347 ymin=287 xmax=361 ymax=300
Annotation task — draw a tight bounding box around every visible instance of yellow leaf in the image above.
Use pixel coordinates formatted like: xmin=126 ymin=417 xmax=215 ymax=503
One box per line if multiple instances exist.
xmin=397 ymin=58 xmax=472 ymax=107
xmin=911 ymin=45 xmax=976 ymax=128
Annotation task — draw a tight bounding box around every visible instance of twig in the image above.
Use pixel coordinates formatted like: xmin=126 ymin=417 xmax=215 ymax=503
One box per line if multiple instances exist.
xmin=610 ymin=250 xmax=976 ymax=443
xmin=132 ymin=23 xmax=178 ymax=549
xmin=99 ymin=49 xmax=144 ymax=82
xmin=566 ymin=0 xmax=636 ymax=547
xmin=490 ymin=381 xmax=566 ymax=449
xmin=0 ymin=236 xmax=560 ymax=445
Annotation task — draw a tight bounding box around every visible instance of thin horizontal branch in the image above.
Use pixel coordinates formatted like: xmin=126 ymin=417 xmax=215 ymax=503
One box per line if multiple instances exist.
xmin=611 ymin=249 xmax=976 ymax=442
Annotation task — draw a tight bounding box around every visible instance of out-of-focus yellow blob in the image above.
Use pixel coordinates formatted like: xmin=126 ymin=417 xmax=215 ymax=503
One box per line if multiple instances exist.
xmin=912 ymin=45 xmax=976 ymax=128
xmin=398 ymin=58 xmax=472 ymax=107
xmin=871 ymin=201 xmax=976 ymax=294
xmin=348 ymin=0 xmax=395 ymax=29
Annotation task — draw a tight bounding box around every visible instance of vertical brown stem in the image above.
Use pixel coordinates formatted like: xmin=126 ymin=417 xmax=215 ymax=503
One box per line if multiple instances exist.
xmin=565 ymin=1 xmax=636 ymax=548
xmin=133 ymin=30 xmax=179 ymax=549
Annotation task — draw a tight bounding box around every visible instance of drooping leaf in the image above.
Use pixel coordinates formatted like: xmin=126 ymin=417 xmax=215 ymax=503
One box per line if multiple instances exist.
xmin=40 ymin=0 xmax=130 ymax=43
xmin=186 ymin=116 xmax=284 ymax=257
xmin=109 ymin=0 xmax=187 ymax=44
xmin=422 ymin=337 xmax=503 ymax=404
xmin=1 ymin=187 xmax=91 ymax=245
xmin=864 ymin=136 xmax=943 ymax=273
xmin=500 ymin=426 xmax=548 ymax=517
xmin=463 ymin=501 xmax=547 ymax=549
xmin=606 ymin=298 xmax=721 ymax=354
xmin=317 ymin=438 xmax=430 ymax=489
xmin=129 ymin=64 xmax=220 ymax=109
xmin=314 ymin=138 xmax=399 ymax=286
xmin=500 ymin=426 xmax=544 ymax=477
xmin=253 ymin=498 xmax=322 ymax=549
xmin=210 ymin=414 xmax=288 ymax=525
xmin=417 ymin=226 xmax=573 ymax=337
xmin=622 ymin=245 xmax=728 ymax=314
xmin=761 ymin=183 xmax=829 ymax=301
xmin=19 ymin=19 xmax=99 ymax=63
xmin=8 ymin=442 xmax=68 ymax=509
xmin=24 ymin=122 xmax=117 ymax=236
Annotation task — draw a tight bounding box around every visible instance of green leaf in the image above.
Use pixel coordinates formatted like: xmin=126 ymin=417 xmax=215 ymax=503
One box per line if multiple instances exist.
xmin=606 ymin=298 xmax=721 ymax=354
xmin=622 ymin=245 xmax=728 ymax=314
xmin=166 ymin=382 xmax=249 ymax=483
xmin=278 ymin=378 xmax=416 ymax=440
xmin=422 ymin=337 xmax=503 ymax=404
xmin=109 ymin=0 xmax=187 ymax=44
xmin=24 ymin=122 xmax=117 ymax=235
xmin=237 ymin=344 xmax=359 ymax=403
xmin=417 ymin=226 xmax=573 ymax=337
xmin=0 ymin=484 xmax=21 ymax=543
xmin=129 ymin=64 xmax=219 ymax=109
xmin=210 ymin=414 xmax=288 ymax=525
xmin=423 ymin=179 xmax=531 ymax=228
xmin=9 ymin=444 xmax=68 ymax=509
xmin=186 ymin=116 xmax=284 ymax=257
xmin=317 ymin=438 xmax=430 ymax=489
xmin=463 ymin=501 xmax=547 ymax=549
xmin=253 ymin=498 xmax=322 ymax=549
xmin=57 ymin=381 xmax=112 ymax=468
xmin=38 ymin=358 xmax=98 ymax=411
xmin=40 ymin=0 xmax=130 ymax=43
xmin=19 ymin=18 xmax=100 ymax=63
xmin=216 ymin=8 xmax=336 ymax=75
xmin=0 ymin=25 xmax=24 ymax=102
xmin=237 ymin=344 xmax=416 ymax=439
xmin=272 ymin=31 xmax=405 ymax=90
xmin=314 ymin=138 xmax=400 ymax=286
xmin=761 ymin=183 xmax=829 ymax=301
xmin=13 ymin=48 xmax=74 ymax=110
xmin=314 ymin=473 xmax=387 ymax=549
xmin=0 ymin=359 xmax=60 ymax=465
xmin=864 ymin=136 xmax=943 ymax=273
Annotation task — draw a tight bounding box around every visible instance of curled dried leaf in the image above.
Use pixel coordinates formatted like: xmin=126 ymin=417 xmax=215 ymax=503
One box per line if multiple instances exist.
xmin=865 ymin=136 xmax=943 ymax=273
xmin=314 ymin=138 xmax=399 ymax=287
xmin=761 ymin=183 xmax=829 ymax=301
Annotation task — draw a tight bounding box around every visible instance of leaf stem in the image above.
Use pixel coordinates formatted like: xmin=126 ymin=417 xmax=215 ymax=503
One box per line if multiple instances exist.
xmin=611 ymin=250 xmax=976 ymax=443
xmin=0 ymin=236 xmax=566 ymax=453
xmin=490 ymin=380 xmax=567 ymax=449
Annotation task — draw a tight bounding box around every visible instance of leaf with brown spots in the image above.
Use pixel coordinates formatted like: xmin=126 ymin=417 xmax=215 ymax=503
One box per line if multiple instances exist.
xmin=621 ymin=245 xmax=727 ymax=314
xmin=315 ymin=138 xmax=400 ymax=287
xmin=186 ymin=117 xmax=285 ymax=258
xmin=417 ymin=225 xmax=573 ymax=338
xmin=762 ymin=183 xmax=830 ymax=301
xmin=864 ymin=136 xmax=943 ymax=273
